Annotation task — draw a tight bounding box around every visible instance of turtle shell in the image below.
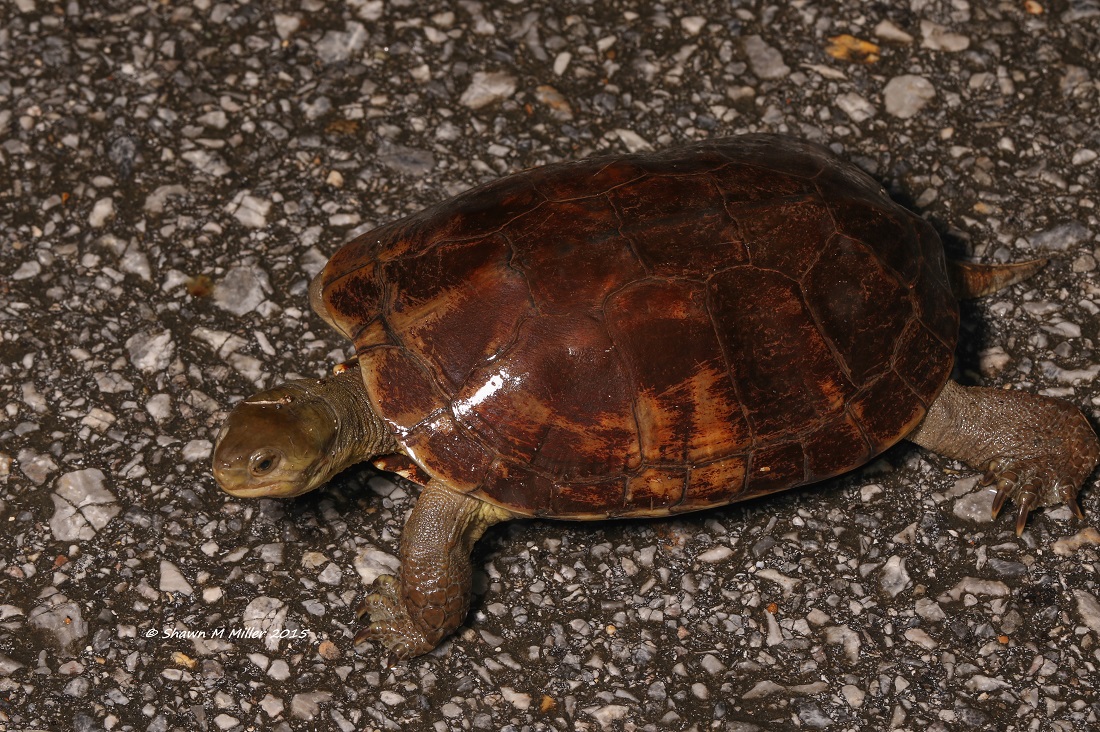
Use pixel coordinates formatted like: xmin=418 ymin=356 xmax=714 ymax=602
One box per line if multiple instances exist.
xmin=316 ymin=135 xmax=958 ymax=518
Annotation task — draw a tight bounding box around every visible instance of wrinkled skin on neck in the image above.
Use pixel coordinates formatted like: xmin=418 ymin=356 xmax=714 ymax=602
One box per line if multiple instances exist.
xmin=212 ymin=366 xmax=391 ymax=498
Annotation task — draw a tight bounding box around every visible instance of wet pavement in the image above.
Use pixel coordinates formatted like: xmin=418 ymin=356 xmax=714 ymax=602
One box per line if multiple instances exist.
xmin=3 ymin=1 xmax=1100 ymax=730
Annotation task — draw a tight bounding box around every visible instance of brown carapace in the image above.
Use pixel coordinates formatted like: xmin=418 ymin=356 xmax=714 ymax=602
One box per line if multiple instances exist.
xmin=215 ymin=135 xmax=1099 ymax=660
xmin=317 ymin=136 xmax=958 ymax=516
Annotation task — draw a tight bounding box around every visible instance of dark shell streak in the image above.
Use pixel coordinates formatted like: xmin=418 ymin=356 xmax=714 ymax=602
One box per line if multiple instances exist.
xmin=320 ymin=136 xmax=959 ymax=517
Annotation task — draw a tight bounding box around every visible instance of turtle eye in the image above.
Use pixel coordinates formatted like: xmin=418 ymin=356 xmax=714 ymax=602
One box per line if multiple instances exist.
xmin=249 ymin=450 xmax=282 ymax=476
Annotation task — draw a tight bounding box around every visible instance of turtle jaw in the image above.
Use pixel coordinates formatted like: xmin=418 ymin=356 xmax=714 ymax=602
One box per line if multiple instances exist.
xmin=212 ymin=456 xmax=332 ymax=499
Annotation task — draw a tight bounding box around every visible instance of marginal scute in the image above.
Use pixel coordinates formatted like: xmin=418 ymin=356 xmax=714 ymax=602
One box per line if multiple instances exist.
xmin=625 ymin=468 xmax=687 ymax=513
xmin=714 ymin=137 xmax=826 ymax=178
xmin=634 ymin=144 xmax=733 ymax=174
xmin=324 ymin=260 xmax=382 ymax=340
xmin=711 ymin=163 xmax=818 ymax=205
xmin=827 ymin=198 xmax=921 ymax=284
xmin=480 ymin=460 xmax=552 ymax=516
xmin=912 ymin=251 xmax=960 ymax=349
xmin=813 ymin=156 xmax=889 ymax=203
xmin=422 ymin=177 xmax=546 ymax=244
xmin=803 ymin=410 xmax=872 ymax=480
xmin=892 ymin=320 xmax=956 ymax=403
xmin=551 ymin=477 xmax=627 ymax=516
xmin=849 ymin=370 xmax=927 ymax=452
xmin=402 ymin=412 xmax=493 ymax=493
xmin=745 ymin=442 xmax=807 ymax=497
xmin=681 ymin=456 xmax=748 ymax=510
xmin=530 ymin=158 xmax=647 ymax=201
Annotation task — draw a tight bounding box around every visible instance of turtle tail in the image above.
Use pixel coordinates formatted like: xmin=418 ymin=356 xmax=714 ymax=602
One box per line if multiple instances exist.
xmin=948 ymin=258 xmax=1048 ymax=299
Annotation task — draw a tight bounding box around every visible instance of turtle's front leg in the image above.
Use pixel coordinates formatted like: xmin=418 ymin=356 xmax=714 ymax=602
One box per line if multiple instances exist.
xmin=354 ymin=480 xmax=513 ymax=660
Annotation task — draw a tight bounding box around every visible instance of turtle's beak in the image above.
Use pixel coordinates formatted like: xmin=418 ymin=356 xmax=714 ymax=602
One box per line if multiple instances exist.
xmin=212 ymin=382 xmax=339 ymax=499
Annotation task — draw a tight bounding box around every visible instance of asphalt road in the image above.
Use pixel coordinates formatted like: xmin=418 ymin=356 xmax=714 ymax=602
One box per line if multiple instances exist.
xmin=3 ymin=1 xmax=1100 ymax=731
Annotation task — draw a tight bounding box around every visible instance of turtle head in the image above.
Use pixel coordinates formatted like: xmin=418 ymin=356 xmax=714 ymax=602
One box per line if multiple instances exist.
xmin=212 ymin=381 xmax=341 ymax=499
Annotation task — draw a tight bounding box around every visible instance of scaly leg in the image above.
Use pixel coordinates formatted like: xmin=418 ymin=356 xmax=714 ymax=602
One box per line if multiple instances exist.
xmin=909 ymin=380 xmax=1099 ymax=534
xmin=354 ymin=480 xmax=513 ymax=660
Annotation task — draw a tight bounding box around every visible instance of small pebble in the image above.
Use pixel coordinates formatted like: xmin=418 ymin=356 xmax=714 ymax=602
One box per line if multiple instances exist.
xmin=49 ymin=469 xmax=119 ymax=542
xmin=213 ymin=265 xmax=271 ymax=316
xmin=1052 ymin=527 xmax=1100 ymax=555
xmin=680 ymin=16 xmax=706 ymax=36
xmin=88 ymin=198 xmax=115 ymax=228
xmin=879 ymin=555 xmax=910 ymax=597
xmin=883 ymin=75 xmax=936 ymax=118
xmin=743 ymin=35 xmax=790 ymax=80
xmin=1074 ymin=590 xmax=1100 ymax=634
xmin=229 ymin=193 xmax=272 ymax=229
xmin=696 ymin=545 xmax=733 ymax=563
xmin=1027 ymin=221 xmax=1090 ymax=251
xmin=126 ymin=330 xmax=175 ymax=374
xmin=874 ymin=20 xmax=914 ymax=44
xmin=920 ymin=21 xmax=970 ymax=52
xmin=836 ymin=92 xmax=876 ymax=122
xmin=1072 ymin=149 xmax=1097 ymax=165
xmin=460 ymin=71 xmax=517 ymax=109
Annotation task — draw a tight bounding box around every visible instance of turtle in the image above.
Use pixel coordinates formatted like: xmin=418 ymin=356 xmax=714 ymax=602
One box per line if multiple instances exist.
xmin=212 ymin=135 xmax=1099 ymax=660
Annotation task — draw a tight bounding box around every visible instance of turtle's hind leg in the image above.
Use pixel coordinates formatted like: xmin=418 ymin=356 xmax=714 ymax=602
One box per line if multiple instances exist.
xmin=354 ymin=480 xmax=513 ymax=660
xmin=909 ymin=380 xmax=1099 ymax=535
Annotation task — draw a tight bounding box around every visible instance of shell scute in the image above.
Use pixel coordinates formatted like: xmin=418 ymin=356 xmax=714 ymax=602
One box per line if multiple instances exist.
xmin=710 ymin=163 xmax=819 ymax=204
xmin=551 ymin=477 xmax=627 ymax=517
xmin=801 ymin=234 xmax=911 ymax=386
xmin=505 ymin=197 xmax=646 ymax=312
xmin=451 ymin=314 xmax=641 ymax=482
xmin=848 ymin=370 xmax=927 ymax=452
xmin=892 ymin=319 xmax=956 ymax=400
xmin=605 ymin=279 xmax=751 ymax=465
xmin=360 ymin=345 xmax=448 ymax=434
xmin=402 ymin=412 xmax=493 ymax=493
xmin=706 ymin=267 xmax=857 ymax=440
xmin=607 ymin=174 xmax=748 ymax=276
xmin=625 ymin=468 xmax=687 ymax=514
xmin=324 ymin=260 xmax=383 ymax=341
xmin=734 ymin=195 xmax=835 ymax=278
xmin=745 ymin=442 xmax=807 ymax=498
xmin=713 ymin=136 xmax=829 ymax=178
xmin=680 ymin=456 xmax=748 ymax=511
xmin=530 ymin=158 xmax=648 ymax=201
xmin=382 ymin=234 xmax=534 ymax=391
xmin=422 ymin=177 xmax=546 ymax=244
xmin=826 ymin=198 xmax=922 ymax=284
xmin=803 ymin=411 xmax=873 ymax=480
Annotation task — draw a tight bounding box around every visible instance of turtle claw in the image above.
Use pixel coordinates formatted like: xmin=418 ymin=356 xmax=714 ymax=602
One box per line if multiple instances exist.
xmin=979 ymin=459 xmax=1001 ymax=487
xmin=352 ymin=573 xmax=434 ymax=661
xmin=980 ymin=457 xmax=1087 ymax=534
xmin=990 ymin=479 xmax=1013 ymax=520
xmin=1067 ymin=494 xmax=1086 ymax=520
xmin=353 ymin=620 xmax=422 ymax=664
xmin=355 ymin=574 xmax=400 ymax=620
xmin=1015 ymin=489 xmax=1039 ymax=536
